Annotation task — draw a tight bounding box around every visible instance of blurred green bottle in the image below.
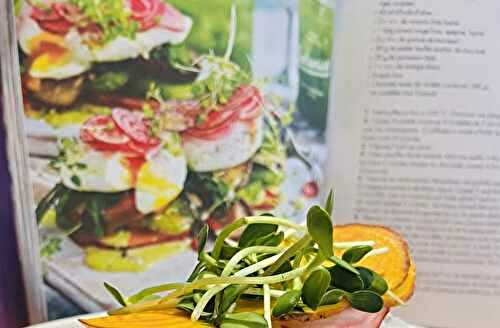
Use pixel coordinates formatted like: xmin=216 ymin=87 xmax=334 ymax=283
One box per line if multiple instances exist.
xmin=297 ymin=0 xmax=335 ymax=132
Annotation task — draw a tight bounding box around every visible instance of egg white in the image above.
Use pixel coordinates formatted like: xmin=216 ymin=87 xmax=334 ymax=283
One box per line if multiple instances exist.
xmin=60 ymin=142 xmax=187 ymax=215
xmin=60 ymin=149 xmax=133 ymax=192
xmin=183 ymin=117 xmax=264 ymax=172
xmin=18 ymin=4 xmax=193 ymax=79
xmin=93 ymin=16 xmax=193 ymax=62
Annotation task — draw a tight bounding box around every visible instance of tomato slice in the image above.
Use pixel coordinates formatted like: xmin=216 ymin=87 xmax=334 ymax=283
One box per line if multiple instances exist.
xmin=159 ymin=100 xmax=200 ymax=131
xmin=37 ymin=19 xmax=73 ymax=35
xmin=183 ymin=120 xmax=234 ymax=141
xmin=30 ymin=6 xmax=60 ymax=21
xmin=112 ymin=108 xmax=159 ymax=145
xmin=80 ymin=127 xmax=96 ymax=143
xmin=130 ymin=0 xmax=162 ymax=31
xmin=159 ymin=3 xmax=186 ymax=32
xmin=127 ymin=139 xmax=161 ymax=157
xmin=82 ymin=115 xmax=130 ymax=145
xmin=84 ymin=140 xmax=143 ymax=158
xmin=195 ymin=108 xmax=238 ymax=130
xmin=31 ymin=4 xmax=74 ymax=34
xmin=240 ymin=89 xmax=263 ymax=121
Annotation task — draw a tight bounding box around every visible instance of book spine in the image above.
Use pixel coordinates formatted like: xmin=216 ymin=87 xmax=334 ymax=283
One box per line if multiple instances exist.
xmin=0 ymin=0 xmax=47 ymax=325
xmin=0 ymin=100 xmax=30 ymax=327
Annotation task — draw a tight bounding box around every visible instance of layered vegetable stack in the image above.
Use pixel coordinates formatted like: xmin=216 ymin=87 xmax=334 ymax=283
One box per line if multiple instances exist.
xmin=80 ymin=196 xmax=416 ymax=328
xmin=18 ymin=0 xmax=194 ymax=125
xmin=36 ymin=7 xmax=290 ymax=271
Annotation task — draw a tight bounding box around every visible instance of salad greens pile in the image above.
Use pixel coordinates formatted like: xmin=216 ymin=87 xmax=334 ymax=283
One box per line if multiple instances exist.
xmin=104 ymin=193 xmax=396 ymax=327
xmin=69 ymin=0 xmax=139 ymax=42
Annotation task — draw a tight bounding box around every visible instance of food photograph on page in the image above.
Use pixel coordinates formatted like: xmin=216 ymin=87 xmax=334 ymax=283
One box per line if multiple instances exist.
xmin=16 ymin=0 xmax=333 ymax=316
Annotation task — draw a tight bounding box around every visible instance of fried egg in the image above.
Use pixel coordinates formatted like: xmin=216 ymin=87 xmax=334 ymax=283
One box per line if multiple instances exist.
xmin=60 ymin=144 xmax=187 ymax=215
xmin=18 ymin=16 xmax=92 ymax=80
xmin=135 ymin=148 xmax=187 ymax=214
xmin=60 ymin=148 xmax=133 ymax=192
xmin=17 ymin=4 xmax=192 ymax=79
xmin=182 ymin=117 xmax=264 ymax=172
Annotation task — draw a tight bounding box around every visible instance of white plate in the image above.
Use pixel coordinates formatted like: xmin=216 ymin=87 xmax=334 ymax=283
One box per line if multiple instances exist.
xmin=27 ymin=313 xmax=422 ymax=328
xmin=27 ymin=313 xmax=104 ymax=328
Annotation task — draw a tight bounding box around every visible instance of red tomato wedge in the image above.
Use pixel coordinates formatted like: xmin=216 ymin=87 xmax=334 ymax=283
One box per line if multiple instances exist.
xmin=112 ymin=108 xmax=160 ymax=145
xmin=81 ymin=115 xmax=130 ymax=145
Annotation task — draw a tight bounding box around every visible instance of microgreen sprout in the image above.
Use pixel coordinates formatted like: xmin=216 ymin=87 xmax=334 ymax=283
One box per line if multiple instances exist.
xmin=105 ymin=190 xmax=394 ymax=327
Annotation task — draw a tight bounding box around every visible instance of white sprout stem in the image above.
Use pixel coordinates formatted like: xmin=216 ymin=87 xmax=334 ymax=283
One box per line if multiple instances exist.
xmin=224 ymin=5 xmax=237 ymax=61
xmin=333 ymin=241 xmax=376 ymax=249
xmin=224 ymin=238 xmax=239 ymax=247
xmin=191 ymin=251 xmax=285 ymax=321
xmin=263 ymin=284 xmax=272 ymax=328
xmin=386 ymin=290 xmax=406 ymax=306
xmin=245 ymin=288 xmax=285 ymax=298
xmin=365 ymin=247 xmax=390 ymax=258
xmin=283 ymin=228 xmax=300 ymax=240
xmin=172 ymin=62 xmax=201 ymax=73
xmin=222 ymin=246 xmax=283 ymax=277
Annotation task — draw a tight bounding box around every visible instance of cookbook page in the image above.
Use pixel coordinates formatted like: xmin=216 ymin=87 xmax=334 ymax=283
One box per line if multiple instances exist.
xmin=13 ymin=0 xmax=331 ymax=317
xmin=327 ymin=0 xmax=500 ymax=327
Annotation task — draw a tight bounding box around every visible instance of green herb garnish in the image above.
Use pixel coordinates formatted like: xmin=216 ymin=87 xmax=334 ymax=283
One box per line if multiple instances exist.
xmin=69 ymin=0 xmax=139 ymax=43
xmin=103 ymin=192 xmax=395 ymax=327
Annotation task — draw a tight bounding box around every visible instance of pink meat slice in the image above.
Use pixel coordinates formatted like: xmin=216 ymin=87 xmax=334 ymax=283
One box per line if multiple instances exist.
xmin=277 ymin=307 xmax=390 ymax=328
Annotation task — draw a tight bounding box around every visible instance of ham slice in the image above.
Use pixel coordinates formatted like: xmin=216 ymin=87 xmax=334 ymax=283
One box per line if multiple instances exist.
xmin=276 ymin=307 xmax=390 ymax=328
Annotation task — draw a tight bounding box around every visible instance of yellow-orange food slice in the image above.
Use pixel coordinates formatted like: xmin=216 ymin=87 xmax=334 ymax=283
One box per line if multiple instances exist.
xmin=333 ymin=224 xmax=411 ymax=291
xmin=81 ymin=300 xmax=350 ymax=328
xmin=80 ymin=309 xmax=206 ymax=328
xmin=384 ymin=258 xmax=416 ymax=307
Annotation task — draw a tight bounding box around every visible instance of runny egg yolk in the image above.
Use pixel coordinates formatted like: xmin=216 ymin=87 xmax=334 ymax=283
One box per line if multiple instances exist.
xmin=135 ymin=161 xmax=182 ymax=214
xmin=28 ymin=32 xmax=70 ymax=73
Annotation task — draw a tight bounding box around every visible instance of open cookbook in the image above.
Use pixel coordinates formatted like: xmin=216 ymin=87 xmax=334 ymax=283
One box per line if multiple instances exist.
xmin=2 ymin=0 xmax=499 ymax=327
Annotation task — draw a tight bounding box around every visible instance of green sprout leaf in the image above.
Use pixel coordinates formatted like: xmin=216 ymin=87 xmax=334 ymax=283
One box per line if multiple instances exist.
xmin=325 ymin=189 xmax=334 ymax=216
xmin=358 ymin=267 xmax=389 ymax=296
xmin=329 ymin=255 xmax=359 ymax=275
xmin=272 ymin=290 xmax=302 ymax=317
xmin=302 ymin=267 xmax=331 ymax=310
xmin=346 ymin=290 xmax=384 ymax=313
xmin=220 ymin=312 xmax=268 ymax=328
xmin=104 ymin=282 xmax=127 ymax=307
xmin=307 ymin=205 xmax=334 ymax=258
xmin=197 ymin=225 xmax=209 ymax=257
xmin=329 ymin=265 xmax=364 ymax=292
xmin=320 ymin=289 xmax=345 ymax=306
xmin=252 ymin=231 xmax=284 ymax=247
xmin=239 ymin=223 xmax=278 ymax=248
xmin=342 ymin=245 xmax=373 ymax=264
xmin=220 ymin=245 xmax=241 ymax=261
xmin=219 ymin=285 xmax=247 ymax=315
